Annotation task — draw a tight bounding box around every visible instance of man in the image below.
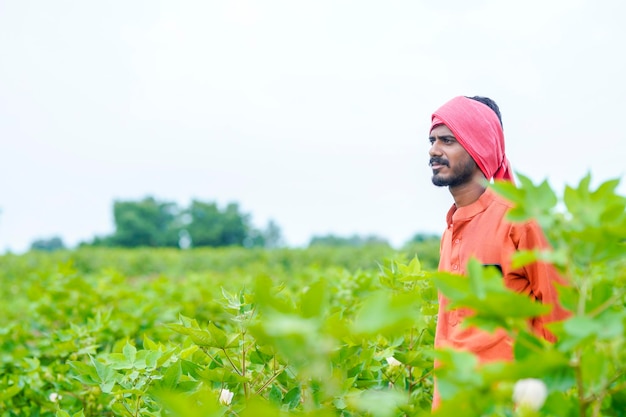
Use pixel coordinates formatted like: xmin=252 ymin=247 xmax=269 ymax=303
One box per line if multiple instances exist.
xmin=428 ymin=96 xmax=568 ymax=408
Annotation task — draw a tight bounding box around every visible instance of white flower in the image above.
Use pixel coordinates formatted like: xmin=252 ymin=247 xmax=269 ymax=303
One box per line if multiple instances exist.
xmin=49 ymin=392 xmax=62 ymax=402
xmin=513 ymin=378 xmax=547 ymax=410
xmin=386 ymin=356 xmax=402 ymax=368
xmin=219 ymin=388 xmax=234 ymax=405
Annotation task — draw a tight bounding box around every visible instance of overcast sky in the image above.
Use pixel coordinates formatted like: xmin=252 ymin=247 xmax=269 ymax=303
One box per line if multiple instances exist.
xmin=1 ymin=0 xmax=625 ymax=253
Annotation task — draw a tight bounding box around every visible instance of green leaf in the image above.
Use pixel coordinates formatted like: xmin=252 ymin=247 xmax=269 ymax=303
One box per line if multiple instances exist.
xmin=434 ymin=348 xmax=481 ymax=400
xmin=208 ymin=322 xmax=228 ymax=348
xmin=346 ymin=389 xmax=409 ymax=417
xmin=111 ymin=403 xmax=134 ymax=417
xmin=284 ymin=386 xmax=301 ymax=409
xmin=300 ymin=279 xmax=327 ymax=318
xmin=0 ymin=385 xmax=21 ymax=401
xmin=558 ymin=316 xmax=597 ymax=351
xmin=434 ymin=258 xmax=550 ymax=333
xmin=162 ymin=361 xmax=182 ymax=389
xmin=123 ymin=342 xmax=137 ymax=363
xmin=397 ymin=256 xmax=424 ymax=279
xmin=143 ymin=335 xmax=159 ymax=350
xmin=586 ymin=280 xmax=615 ymax=313
xmin=91 ymin=356 xmax=119 ymax=393
xmin=492 ymin=174 xmax=558 ymax=230
xmin=555 ymin=282 xmax=578 ymax=313
xmin=269 ymin=385 xmax=282 ymax=405
xmin=145 ymin=350 xmax=161 ymax=369
xmin=351 ymin=291 xmax=419 ymax=336
xmin=168 ymin=323 xmax=214 ymax=347
xmin=152 ymin=385 xmax=223 ymax=417
xmin=513 ymin=330 xmax=546 ymax=361
xmin=467 ymin=259 xmax=486 ymax=299
xmin=544 ymin=389 xmax=581 ymax=417
xmin=430 ymin=271 xmax=470 ymax=301
xmin=69 ymin=361 xmax=99 ymax=385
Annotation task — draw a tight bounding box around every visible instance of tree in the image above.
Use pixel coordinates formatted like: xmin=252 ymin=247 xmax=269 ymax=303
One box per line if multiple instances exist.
xmin=30 ymin=236 xmax=66 ymax=251
xmin=405 ymin=232 xmax=441 ymax=243
xmin=82 ymin=197 xmax=280 ymax=249
xmin=262 ymin=219 xmax=284 ymax=249
xmin=308 ymin=234 xmax=390 ymax=248
xmin=109 ymin=197 xmax=181 ymax=247
xmin=185 ymin=201 xmax=252 ymax=247
xmin=243 ymin=219 xmax=285 ymax=248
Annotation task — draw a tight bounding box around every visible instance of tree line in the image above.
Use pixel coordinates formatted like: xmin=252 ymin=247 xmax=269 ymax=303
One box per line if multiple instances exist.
xmin=32 ymin=197 xmax=281 ymax=251
xmin=29 ymin=196 xmax=440 ymax=252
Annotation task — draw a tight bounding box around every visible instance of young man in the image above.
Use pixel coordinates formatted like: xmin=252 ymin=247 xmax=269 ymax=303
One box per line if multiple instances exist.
xmin=428 ymin=96 xmax=568 ymax=408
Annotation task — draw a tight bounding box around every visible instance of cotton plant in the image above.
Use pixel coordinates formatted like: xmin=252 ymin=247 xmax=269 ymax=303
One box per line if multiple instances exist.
xmin=513 ymin=379 xmax=547 ymax=414
xmin=219 ymin=388 xmax=234 ymax=405
xmin=430 ymin=174 xmax=626 ymax=416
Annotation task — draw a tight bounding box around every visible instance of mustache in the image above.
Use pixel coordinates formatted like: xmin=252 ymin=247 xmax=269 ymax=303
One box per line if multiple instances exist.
xmin=429 ymin=157 xmax=449 ymax=167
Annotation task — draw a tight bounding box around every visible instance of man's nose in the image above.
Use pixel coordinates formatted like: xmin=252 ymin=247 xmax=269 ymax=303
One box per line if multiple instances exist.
xmin=429 ymin=141 xmax=442 ymax=157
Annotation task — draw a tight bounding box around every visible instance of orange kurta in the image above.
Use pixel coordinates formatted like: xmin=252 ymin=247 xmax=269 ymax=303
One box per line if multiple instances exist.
xmin=432 ymin=188 xmax=568 ymax=408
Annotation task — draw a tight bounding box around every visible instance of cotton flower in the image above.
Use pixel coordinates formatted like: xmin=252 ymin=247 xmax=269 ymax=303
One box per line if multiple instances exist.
xmin=386 ymin=356 xmax=402 ymax=368
xmin=513 ymin=378 xmax=547 ymax=410
xmin=49 ymin=392 xmax=62 ymax=402
xmin=219 ymin=388 xmax=234 ymax=405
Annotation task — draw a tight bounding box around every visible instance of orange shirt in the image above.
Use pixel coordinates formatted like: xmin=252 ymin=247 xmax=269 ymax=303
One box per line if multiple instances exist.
xmin=432 ymin=188 xmax=568 ymax=407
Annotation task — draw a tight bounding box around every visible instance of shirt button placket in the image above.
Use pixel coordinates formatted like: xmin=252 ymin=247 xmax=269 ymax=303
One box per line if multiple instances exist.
xmin=449 ymin=225 xmax=461 ymax=273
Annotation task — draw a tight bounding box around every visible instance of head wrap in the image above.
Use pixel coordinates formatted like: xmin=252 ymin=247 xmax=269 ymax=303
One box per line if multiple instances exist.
xmin=431 ymin=96 xmax=514 ymax=183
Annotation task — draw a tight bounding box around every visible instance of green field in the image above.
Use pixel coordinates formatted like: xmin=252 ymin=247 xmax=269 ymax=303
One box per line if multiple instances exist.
xmin=1 ymin=244 xmax=440 ymax=417
xmin=2 ymin=175 xmax=626 ymax=416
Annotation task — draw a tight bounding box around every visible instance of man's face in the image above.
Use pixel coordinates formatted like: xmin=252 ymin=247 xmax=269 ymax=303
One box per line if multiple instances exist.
xmin=428 ymin=124 xmax=478 ymax=187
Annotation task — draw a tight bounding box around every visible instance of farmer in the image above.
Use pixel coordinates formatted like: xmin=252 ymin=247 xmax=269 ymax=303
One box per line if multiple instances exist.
xmin=427 ymin=95 xmax=568 ymax=408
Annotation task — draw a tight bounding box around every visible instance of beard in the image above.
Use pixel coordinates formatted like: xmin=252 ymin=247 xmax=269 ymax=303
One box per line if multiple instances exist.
xmin=431 ymin=157 xmax=477 ymax=187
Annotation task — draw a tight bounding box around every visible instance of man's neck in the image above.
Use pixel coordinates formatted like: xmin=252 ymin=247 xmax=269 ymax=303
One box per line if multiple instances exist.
xmin=449 ymin=177 xmax=487 ymax=207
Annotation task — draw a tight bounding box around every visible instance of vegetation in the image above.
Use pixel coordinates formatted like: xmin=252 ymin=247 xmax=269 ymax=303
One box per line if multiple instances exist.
xmin=82 ymin=197 xmax=280 ymax=249
xmin=30 ymin=236 xmax=66 ymax=252
xmin=308 ymin=234 xmax=391 ymax=248
xmin=1 ymin=174 xmax=625 ymax=416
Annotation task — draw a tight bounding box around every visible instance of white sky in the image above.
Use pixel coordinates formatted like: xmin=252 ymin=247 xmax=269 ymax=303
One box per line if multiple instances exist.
xmin=1 ymin=0 xmax=625 ymax=253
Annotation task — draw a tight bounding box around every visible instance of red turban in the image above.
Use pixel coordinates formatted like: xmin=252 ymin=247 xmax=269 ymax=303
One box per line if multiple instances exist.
xmin=431 ymin=96 xmax=514 ymax=183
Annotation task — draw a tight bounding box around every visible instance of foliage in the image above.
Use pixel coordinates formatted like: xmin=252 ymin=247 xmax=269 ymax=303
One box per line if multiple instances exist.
xmin=186 ymin=201 xmax=249 ymax=247
xmin=0 ymin=246 xmax=434 ymax=416
xmin=99 ymin=197 xmax=182 ymax=248
xmin=1 ymin=173 xmax=625 ymax=416
xmin=308 ymin=234 xmax=390 ymax=248
xmin=85 ymin=198 xmax=279 ymax=249
xmin=429 ymin=173 xmax=626 ymax=416
xmin=257 ymin=219 xmax=284 ymax=249
xmin=404 ymin=233 xmax=441 ymax=244
xmin=400 ymin=235 xmax=440 ymax=272
xmin=30 ymin=236 xmax=66 ymax=252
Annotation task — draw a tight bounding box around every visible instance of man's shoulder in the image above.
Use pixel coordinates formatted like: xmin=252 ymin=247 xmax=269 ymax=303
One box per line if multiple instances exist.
xmin=483 ymin=188 xmax=537 ymax=230
xmin=483 ymin=187 xmax=515 ymax=211
xmin=483 ymin=188 xmax=549 ymax=242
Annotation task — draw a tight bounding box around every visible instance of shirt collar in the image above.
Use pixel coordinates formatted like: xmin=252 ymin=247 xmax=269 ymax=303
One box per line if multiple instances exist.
xmin=445 ymin=188 xmax=498 ymax=225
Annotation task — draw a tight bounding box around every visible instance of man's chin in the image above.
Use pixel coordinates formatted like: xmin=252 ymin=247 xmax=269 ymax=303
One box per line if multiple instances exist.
xmin=432 ymin=175 xmax=449 ymax=187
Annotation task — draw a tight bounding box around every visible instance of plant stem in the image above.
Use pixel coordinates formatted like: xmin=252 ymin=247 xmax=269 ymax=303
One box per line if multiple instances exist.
xmin=241 ymin=328 xmax=249 ymax=398
xmin=135 ymin=394 xmax=141 ymax=417
xmin=222 ymin=349 xmax=243 ymax=376
xmin=574 ymin=267 xmax=590 ymax=416
xmin=587 ymin=292 xmax=625 ymax=318
xmin=255 ymin=367 xmax=286 ymax=395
